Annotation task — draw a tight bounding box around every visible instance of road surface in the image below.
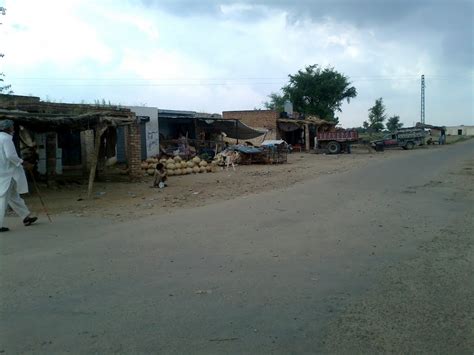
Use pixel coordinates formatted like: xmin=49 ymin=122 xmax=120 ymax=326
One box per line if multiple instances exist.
xmin=1 ymin=141 xmax=473 ymax=354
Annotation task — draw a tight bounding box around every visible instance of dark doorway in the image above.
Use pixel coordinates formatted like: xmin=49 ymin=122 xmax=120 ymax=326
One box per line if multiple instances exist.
xmin=140 ymin=121 xmax=147 ymax=160
xmin=117 ymin=127 xmax=126 ymax=163
xmin=282 ymin=128 xmax=304 ymax=146
xmin=58 ymin=130 xmax=81 ymax=166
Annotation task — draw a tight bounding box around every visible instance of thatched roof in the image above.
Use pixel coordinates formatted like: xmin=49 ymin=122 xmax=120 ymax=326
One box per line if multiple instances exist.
xmin=277 ymin=116 xmax=335 ymax=126
xmin=0 ymin=94 xmax=135 ymax=131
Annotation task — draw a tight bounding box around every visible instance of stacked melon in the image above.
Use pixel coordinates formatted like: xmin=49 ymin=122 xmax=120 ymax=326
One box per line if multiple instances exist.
xmin=141 ymin=156 xmax=217 ymax=176
xmin=141 ymin=157 xmax=159 ymax=176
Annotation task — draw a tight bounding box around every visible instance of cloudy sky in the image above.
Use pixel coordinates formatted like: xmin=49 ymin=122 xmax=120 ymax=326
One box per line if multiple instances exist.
xmin=1 ymin=0 xmax=472 ymax=127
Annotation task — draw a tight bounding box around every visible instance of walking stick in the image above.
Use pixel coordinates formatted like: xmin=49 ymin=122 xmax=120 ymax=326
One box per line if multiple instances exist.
xmin=28 ymin=170 xmax=53 ymax=223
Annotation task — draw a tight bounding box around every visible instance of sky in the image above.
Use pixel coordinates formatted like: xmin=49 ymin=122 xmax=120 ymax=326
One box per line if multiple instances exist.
xmin=0 ymin=0 xmax=473 ymax=127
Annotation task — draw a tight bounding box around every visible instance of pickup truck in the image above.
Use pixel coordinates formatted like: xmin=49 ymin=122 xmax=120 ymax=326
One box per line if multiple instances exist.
xmin=316 ymin=130 xmax=359 ymax=154
xmin=371 ymin=128 xmax=425 ymax=151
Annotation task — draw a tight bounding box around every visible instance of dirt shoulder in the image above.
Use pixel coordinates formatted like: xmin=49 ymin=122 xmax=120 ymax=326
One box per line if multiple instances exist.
xmin=23 ymin=145 xmax=448 ymax=222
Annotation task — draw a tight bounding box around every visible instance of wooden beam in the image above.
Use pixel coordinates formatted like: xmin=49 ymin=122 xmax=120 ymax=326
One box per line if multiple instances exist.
xmin=87 ymin=125 xmax=108 ymax=199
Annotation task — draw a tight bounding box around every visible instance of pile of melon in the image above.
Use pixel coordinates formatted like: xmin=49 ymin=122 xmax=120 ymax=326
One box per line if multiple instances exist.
xmin=141 ymin=156 xmax=217 ymax=176
xmin=141 ymin=158 xmax=159 ymax=176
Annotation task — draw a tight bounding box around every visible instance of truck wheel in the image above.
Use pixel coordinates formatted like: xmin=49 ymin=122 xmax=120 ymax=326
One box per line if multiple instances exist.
xmin=405 ymin=141 xmax=415 ymax=150
xmin=327 ymin=141 xmax=341 ymax=154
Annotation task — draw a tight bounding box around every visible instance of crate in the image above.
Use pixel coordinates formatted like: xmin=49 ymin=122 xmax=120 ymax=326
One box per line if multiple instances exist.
xmin=261 ymin=145 xmax=288 ymax=164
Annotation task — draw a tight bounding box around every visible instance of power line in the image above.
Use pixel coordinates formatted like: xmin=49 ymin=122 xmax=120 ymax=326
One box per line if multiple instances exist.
xmin=7 ymin=74 xmax=465 ymax=89
xmin=8 ymin=74 xmax=461 ymax=81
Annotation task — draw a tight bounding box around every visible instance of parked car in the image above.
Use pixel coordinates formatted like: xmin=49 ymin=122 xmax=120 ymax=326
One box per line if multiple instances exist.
xmin=371 ymin=128 xmax=426 ymax=151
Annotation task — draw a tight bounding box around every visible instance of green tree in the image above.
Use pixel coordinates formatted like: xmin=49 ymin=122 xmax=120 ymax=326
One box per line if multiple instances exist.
xmin=386 ymin=115 xmax=403 ymax=132
xmin=263 ymin=92 xmax=287 ymax=112
xmin=0 ymin=7 xmax=12 ymax=94
xmin=280 ymin=64 xmax=357 ymax=123
xmin=367 ymin=98 xmax=386 ymax=132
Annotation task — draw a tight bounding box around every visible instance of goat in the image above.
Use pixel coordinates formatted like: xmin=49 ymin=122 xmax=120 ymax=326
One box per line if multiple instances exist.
xmin=216 ymin=150 xmax=240 ymax=170
xmin=225 ymin=151 xmax=240 ymax=170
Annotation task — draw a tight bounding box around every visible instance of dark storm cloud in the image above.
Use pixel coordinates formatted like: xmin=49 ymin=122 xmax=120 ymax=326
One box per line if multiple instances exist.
xmin=140 ymin=0 xmax=473 ymax=68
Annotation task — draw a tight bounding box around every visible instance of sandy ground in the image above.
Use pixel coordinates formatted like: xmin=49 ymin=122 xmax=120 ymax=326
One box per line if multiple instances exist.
xmin=24 ymin=146 xmax=411 ymax=221
xmin=1 ymin=140 xmax=473 ymax=353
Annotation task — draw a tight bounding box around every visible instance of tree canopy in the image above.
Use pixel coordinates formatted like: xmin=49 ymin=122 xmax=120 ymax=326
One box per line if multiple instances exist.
xmin=365 ymin=97 xmax=386 ymax=132
xmin=264 ymin=64 xmax=357 ymax=124
xmin=263 ymin=92 xmax=287 ymax=112
xmin=386 ymin=115 xmax=403 ymax=132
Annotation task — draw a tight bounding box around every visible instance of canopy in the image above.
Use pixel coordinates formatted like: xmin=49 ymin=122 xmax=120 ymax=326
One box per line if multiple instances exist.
xmin=277 ymin=117 xmax=335 ymax=132
xmin=0 ymin=94 xmax=135 ymax=131
xmin=197 ymin=118 xmax=267 ymax=139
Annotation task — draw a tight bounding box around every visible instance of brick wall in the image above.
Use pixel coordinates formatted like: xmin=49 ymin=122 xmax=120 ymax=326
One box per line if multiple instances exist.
xmin=222 ymin=110 xmax=279 ymax=131
xmin=126 ymin=122 xmax=142 ymax=178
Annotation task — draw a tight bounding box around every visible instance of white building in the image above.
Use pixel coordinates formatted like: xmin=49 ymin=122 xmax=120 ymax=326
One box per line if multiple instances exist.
xmin=446 ymin=125 xmax=474 ymax=136
xmin=127 ymin=106 xmax=160 ymax=158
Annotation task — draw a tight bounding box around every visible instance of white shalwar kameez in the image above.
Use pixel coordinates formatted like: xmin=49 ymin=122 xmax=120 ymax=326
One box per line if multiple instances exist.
xmin=0 ymin=131 xmax=30 ymax=228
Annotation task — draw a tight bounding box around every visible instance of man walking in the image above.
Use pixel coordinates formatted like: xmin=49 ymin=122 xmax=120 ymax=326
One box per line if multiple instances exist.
xmin=0 ymin=120 xmax=37 ymax=232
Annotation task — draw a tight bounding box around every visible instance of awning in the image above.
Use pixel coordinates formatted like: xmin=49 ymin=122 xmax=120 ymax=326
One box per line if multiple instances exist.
xmin=197 ymin=118 xmax=267 ymax=139
xmin=278 ymin=121 xmax=301 ymax=132
xmin=0 ymin=109 xmax=135 ymax=131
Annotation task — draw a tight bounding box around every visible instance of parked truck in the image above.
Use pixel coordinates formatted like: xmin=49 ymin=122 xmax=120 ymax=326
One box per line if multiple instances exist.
xmin=315 ymin=130 xmax=359 ymax=154
xmin=371 ymin=127 xmax=426 ymax=151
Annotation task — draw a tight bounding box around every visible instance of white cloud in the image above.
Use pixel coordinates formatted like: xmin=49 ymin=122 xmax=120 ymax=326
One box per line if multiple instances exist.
xmin=220 ymin=3 xmax=254 ymax=15
xmin=3 ymin=0 xmax=113 ymax=69
xmin=118 ymin=47 xmax=214 ymax=81
xmin=97 ymin=5 xmax=160 ymax=41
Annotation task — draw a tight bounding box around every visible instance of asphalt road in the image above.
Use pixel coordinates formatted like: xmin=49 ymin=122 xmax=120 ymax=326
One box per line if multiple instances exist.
xmin=1 ymin=141 xmax=473 ymax=354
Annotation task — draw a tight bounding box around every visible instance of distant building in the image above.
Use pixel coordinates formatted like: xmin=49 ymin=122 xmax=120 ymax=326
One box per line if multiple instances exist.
xmin=222 ymin=109 xmax=334 ymax=150
xmin=446 ymin=125 xmax=474 ymax=136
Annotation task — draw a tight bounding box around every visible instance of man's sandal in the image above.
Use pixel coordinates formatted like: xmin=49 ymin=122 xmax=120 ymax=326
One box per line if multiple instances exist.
xmin=23 ymin=216 xmax=38 ymax=226
xmin=0 ymin=227 xmax=10 ymax=232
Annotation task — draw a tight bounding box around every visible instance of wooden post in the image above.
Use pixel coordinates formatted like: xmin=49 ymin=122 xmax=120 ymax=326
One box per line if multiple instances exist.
xmin=87 ymin=125 xmax=107 ymax=199
xmin=235 ymin=120 xmax=239 ymax=144
xmin=45 ymin=132 xmax=57 ymax=184
xmin=194 ymin=118 xmax=199 ymax=154
xmin=304 ymin=124 xmax=310 ymax=151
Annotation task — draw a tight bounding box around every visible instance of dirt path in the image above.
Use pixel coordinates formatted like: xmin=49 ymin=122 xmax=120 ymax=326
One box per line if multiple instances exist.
xmin=25 ymin=147 xmax=403 ymax=221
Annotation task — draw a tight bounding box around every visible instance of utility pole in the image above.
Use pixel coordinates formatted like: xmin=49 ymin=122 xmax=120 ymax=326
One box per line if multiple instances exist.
xmin=420 ymin=74 xmax=425 ymax=124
